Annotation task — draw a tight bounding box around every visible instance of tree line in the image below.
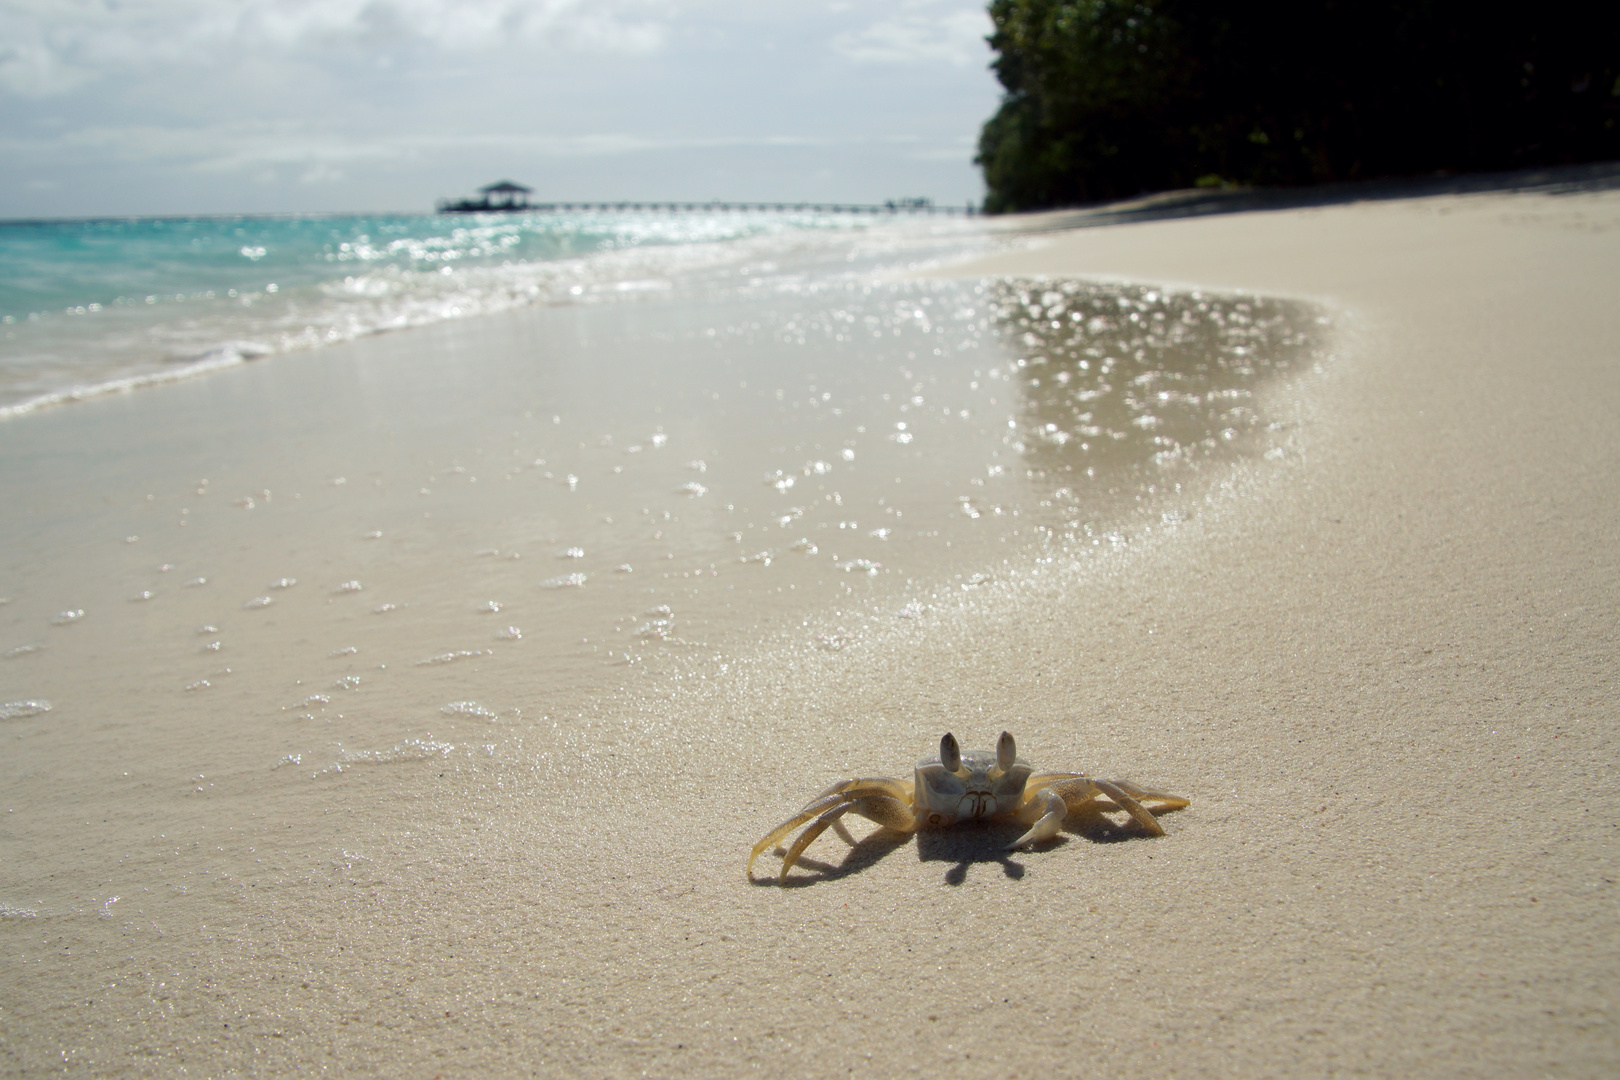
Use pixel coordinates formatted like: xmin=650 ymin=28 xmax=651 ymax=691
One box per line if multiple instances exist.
xmin=977 ymin=1 xmax=1620 ymax=212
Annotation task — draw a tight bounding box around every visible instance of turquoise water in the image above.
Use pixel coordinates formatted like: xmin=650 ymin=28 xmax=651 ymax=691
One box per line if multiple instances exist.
xmin=0 ymin=210 xmax=958 ymax=419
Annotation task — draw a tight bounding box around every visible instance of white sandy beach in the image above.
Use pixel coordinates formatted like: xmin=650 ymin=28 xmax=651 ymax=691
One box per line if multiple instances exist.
xmin=2 ymin=182 xmax=1617 ymax=1077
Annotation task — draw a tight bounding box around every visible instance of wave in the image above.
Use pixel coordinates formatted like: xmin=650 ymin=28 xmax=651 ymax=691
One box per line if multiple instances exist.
xmin=0 ymin=346 xmax=267 ymax=421
xmin=0 ymin=212 xmax=993 ymax=422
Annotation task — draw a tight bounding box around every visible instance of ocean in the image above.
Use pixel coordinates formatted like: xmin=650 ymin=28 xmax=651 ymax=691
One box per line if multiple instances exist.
xmin=0 ymin=209 xmax=988 ymax=420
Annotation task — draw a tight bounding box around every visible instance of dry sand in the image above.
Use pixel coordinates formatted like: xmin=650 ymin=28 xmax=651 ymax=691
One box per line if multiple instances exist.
xmin=2 ymin=182 xmax=1617 ymax=1077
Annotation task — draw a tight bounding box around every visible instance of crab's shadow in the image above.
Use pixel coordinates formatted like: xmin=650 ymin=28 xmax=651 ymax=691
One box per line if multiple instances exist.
xmin=760 ymin=807 xmax=1163 ymax=887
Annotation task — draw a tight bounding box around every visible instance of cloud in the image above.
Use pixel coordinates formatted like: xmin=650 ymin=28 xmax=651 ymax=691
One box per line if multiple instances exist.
xmin=236 ymin=0 xmax=675 ymax=54
xmin=0 ymin=0 xmax=675 ymax=97
xmin=298 ymin=162 xmax=347 ymax=185
xmin=0 ymin=122 xmax=843 ymax=177
xmin=831 ymin=4 xmax=990 ymax=67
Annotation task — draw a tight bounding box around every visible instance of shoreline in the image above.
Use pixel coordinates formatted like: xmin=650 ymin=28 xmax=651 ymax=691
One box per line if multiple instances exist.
xmin=2 ymin=183 xmax=1617 ymax=1076
xmin=0 ymin=211 xmax=995 ymax=425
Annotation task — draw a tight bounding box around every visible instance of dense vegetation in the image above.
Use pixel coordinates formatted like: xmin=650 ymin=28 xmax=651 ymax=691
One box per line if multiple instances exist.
xmin=976 ymin=1 xmax=1620 ymax=212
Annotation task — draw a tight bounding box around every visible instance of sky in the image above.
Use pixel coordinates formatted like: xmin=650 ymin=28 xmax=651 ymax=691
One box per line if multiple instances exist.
xmin=0 ymin=0 xmax=1005 ymax=218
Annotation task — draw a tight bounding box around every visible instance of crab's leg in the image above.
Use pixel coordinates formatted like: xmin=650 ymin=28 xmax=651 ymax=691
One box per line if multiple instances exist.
xmin=802 ymin=776 xmax=910 ymax=809
xmin=1022 ymin=772 xmax=1082 ymax=792
xmin=781 ymin=776 xmax=909 ymax=851
xmin=1091 ymin=779 xmax=1166 ymax=835
xmin=1024 ymin=773 xmax=1190 ymax=814
xmin=1030 ymin=776 xmax=1163 ymax=834
xmin=774 ymin=809 xmax=849 ymax=881
xmin=1007 ymin=776 xmax=1182 ymax=848
xmin=802 ymin=777 xmax=909 ymax=846
xmin=747 ymin=784 xmax=909 ymax=879
xmin=775 ymin=795 xmax=917 ymax=883
xmin=1026 ymin=777 xmax=1162 ymax=835
xmin=1108 ymin=779 xmax=1191 ymax=813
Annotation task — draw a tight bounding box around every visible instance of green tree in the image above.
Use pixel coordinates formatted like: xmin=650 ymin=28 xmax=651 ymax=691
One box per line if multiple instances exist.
xmin=977 ymin=1 xmax=1620 ymax=213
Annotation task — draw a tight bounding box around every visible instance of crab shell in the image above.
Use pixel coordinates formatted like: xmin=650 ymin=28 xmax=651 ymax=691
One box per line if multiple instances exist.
xmin=913 ymin=731 xmax=1030 ymax=827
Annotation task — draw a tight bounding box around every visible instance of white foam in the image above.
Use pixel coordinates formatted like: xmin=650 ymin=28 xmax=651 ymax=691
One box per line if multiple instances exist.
xmin=1 ymin=215 xmax=996 ymax=424
xmin=319 ymin=738 xmax=456 ymax=774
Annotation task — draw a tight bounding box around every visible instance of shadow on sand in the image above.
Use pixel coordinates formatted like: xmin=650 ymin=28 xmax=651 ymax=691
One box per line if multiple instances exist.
xmin=1018 ymin=160 xmax=1620 ymax=234
xmin=754 ymin=805 xmax=1186 ymax=888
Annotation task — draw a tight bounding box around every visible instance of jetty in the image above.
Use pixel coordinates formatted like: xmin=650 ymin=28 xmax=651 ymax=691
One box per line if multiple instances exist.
xmin=438 ymin=184 xmax=975 ymax=216
xmin=438 ymin=180 xmax=536 ymax=213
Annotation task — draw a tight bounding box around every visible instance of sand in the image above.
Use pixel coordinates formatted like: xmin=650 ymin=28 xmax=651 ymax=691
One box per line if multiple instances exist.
xmin=2 ymin=180 xmax=1617 ymax=1077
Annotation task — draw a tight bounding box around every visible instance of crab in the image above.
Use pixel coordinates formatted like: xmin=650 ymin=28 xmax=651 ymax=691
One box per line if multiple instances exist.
xmin=748 ymin=731 xmax=1189 ymax=882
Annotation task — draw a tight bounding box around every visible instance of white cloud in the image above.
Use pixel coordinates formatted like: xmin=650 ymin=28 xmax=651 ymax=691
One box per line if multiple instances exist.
xmin=0 ymin=0 xmax=674 ymax=96
xmin=0 ymin=122 xmax=843 ymax=176
xmin=298 ymin=161 xmax=347 ymax=185
xmin=831 ymin=5 xmax=990 ymax=67
xmin=0 ymin=43 xmax=66 ymax=97
xmin=233 ymin=0 xmax=675 ymax=53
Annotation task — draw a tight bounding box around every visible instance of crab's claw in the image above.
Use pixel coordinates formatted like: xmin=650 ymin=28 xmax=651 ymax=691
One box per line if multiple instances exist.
xmin=1008 ymin=789 xmax=1066 ymax=849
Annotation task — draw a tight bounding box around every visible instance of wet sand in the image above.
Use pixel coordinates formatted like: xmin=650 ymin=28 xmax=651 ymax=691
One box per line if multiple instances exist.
xmin=3 ymin=185 xmax=1618 ymax=1076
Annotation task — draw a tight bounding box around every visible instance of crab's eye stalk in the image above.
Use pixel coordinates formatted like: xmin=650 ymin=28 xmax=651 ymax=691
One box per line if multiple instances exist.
xmin=940 ymin=732 xmax=962 ymax=773
xmin=997 ymin=731 xmax=1016 ymax=772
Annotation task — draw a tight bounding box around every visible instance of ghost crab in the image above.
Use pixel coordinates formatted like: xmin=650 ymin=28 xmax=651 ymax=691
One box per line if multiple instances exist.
xmin=748 ymin=732 xmax=1189 ymax=883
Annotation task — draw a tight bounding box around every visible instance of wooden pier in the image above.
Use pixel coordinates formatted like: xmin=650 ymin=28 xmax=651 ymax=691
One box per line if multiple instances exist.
xmin=439 ymin=197 xmax=976 ymax=216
